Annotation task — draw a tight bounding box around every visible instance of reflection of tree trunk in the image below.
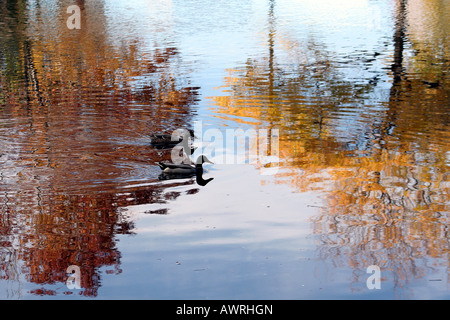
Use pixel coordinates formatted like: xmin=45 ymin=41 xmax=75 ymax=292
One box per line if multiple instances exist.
xmin=383 ymin=0 xmax=408 ymax=139
xmin=268 ymin=0 xmax=275 ymax=95
xmin=23 ymin=40 xmax=45 ymax=107
xmin=267 ymin=0 xmax=276 ymax=156
xmin=391 ymin=0 xmax=407 ymax=85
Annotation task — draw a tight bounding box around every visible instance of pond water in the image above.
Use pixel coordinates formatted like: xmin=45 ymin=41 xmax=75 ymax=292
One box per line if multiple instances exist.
xmin=0 ymin=0 xmax=449 ymax=299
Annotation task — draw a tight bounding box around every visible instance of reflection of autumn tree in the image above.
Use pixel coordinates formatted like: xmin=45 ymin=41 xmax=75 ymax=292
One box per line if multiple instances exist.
xmin=210 ymin=0 xmax=380 ymax=149
xmin=209 ymin=0 xmax=449 ymax=291
xmin=406 ymin=0 xmax=450 ymax=86
xmin=0 ymin=179 xmax=197 ymax=297
xmin=310 ymin=143 xmax=449 ymax=291
xmin=0 ymin=0 xmax=199 ymax=296
xmin=329 ymin=0 xmax=450 ymax=289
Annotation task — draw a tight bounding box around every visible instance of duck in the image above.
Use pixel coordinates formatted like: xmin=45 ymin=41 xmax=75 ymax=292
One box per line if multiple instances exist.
xmin=158 ymin=155 xmax=213 ymax=174
xmin=157 ymin=155 xmax=214 ymax=186
xmin=149 ymin=129 xmax=195 ymax=149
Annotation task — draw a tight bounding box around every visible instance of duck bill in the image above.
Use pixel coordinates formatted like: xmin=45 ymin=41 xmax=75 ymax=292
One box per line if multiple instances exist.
xmin=198 ymin=155 xmax=214 ymax=164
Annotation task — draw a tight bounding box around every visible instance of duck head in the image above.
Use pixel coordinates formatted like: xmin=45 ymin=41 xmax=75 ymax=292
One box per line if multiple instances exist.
xmin=195 ymin=155 xmax=214 ymax=166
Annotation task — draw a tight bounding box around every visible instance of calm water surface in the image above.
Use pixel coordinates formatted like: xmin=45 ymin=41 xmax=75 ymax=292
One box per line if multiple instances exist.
xmin=0 ymin=0 xmax=449 ymax=299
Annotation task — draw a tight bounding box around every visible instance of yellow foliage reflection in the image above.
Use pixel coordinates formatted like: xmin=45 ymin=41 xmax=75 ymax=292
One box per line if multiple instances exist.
xmin=208 ymin=0 xmax=449 ymax=290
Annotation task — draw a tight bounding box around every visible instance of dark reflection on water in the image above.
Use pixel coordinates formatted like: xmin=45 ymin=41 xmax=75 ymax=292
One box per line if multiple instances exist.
xmin=0 ymin=0 xmax=199 ymax=297
xmin=0 ymin=0 xmax=449 ymax=298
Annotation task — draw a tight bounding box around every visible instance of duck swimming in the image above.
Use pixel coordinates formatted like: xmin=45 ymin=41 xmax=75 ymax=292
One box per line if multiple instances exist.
xmin=150 ymin=129 xmax=195 ymax=149
xmin=158 ymin=155 xmax=213 ymax=174
xmin=157 ymin=155 xmax=214 ymax=186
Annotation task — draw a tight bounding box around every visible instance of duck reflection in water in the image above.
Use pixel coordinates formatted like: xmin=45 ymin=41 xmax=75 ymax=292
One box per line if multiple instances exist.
xmin=157 ymin=155 xmax=214 ymax=186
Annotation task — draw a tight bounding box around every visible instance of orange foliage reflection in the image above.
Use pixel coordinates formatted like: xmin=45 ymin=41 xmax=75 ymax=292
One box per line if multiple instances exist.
xmin=0 ymin=0 xmax=199 ymax=296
